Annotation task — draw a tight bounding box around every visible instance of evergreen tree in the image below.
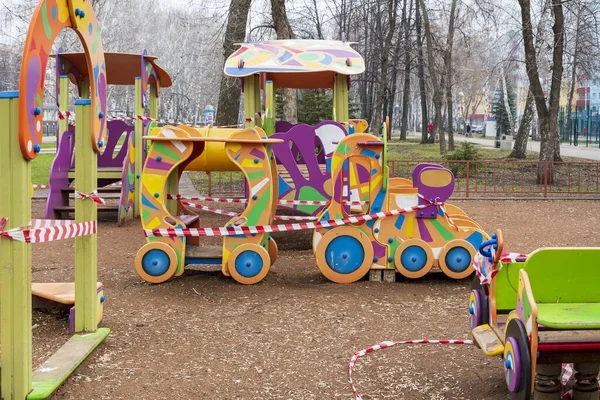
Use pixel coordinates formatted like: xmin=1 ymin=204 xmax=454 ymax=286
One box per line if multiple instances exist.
xmin=297 ymin=89 xmax=333 ymax=125
xmin=492 ymin=76 xmax=517 ymax=135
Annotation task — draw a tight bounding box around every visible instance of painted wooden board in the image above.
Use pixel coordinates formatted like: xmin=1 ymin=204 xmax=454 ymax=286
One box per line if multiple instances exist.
xmin=31 ymin=282 xmax=103 ymax=305
xmin=539 ymin=330 xmax=600 ymax=343
xmin=186 ymin=245 xmax=222 ymax=259
xmin=472 ymin=324 xmax=504 ymax=356
xmin=536 ymin=303 xmax=600 ymax=329
xmin=28 ymin=328 xmax=110 ymax=400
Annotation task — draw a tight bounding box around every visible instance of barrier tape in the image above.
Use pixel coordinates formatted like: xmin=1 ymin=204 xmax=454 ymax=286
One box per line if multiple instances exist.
xmin=57 ymin=110 xmax=250 ymax=128
xmin=180 ymin=200 xmax=316 ymax=221
xmin=348 ymin=341 xmax=593 ymax=400
xmin=145 ymin=200 xmax=449 ymax=238
xmin=76 ymin=190 xmax=106 ymax=205
xmin=0 ymin=217 xmax=96 ymax=243
xmin=32 ymin=184 xmax=51 ymax=189
xmin=348 ymin=339 xmax=473 ymax=400
xmin=472 ymin=250 xmax=529 ymax=286
xmin=168 ymin=194 xmax=368 ymax=206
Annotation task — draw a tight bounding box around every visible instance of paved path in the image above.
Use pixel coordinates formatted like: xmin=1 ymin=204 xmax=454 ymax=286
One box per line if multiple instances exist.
xmin=452 ymin=134 xmax=600 ymax=161
xmin=400 ymin=131 xmax=600 ymax=161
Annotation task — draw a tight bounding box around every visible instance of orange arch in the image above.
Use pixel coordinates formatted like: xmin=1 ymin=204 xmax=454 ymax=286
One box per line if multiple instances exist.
xmin=18 ymin=0 xmax=107 ymax=159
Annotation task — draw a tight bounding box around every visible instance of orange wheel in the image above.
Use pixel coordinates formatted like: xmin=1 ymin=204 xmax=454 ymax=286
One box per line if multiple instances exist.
xmin=394 ymin=238 xmax=434 ymax=279
xmin=227 ymin=243 xmax=270 ymax=285
xmin=315 ymin=226 xmax=374 ymax=283
xmin=135 ymin=242 xmax=179 ymax=284
xmin=267 ymin=236 xmax=278 ymax=266
xmin=438 ymin=239 xmax=477 ymax=280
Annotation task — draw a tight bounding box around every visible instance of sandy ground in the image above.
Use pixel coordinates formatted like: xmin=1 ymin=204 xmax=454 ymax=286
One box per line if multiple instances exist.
xmin=27 ymin=199 xmax=600 ymax=400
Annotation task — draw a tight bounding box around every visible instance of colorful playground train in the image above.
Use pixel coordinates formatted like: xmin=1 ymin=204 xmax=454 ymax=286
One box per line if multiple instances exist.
xmin=135 ymin=123 xmax=488 ymax=285
xmin=133 ymin=39 xmax=489 ymax=285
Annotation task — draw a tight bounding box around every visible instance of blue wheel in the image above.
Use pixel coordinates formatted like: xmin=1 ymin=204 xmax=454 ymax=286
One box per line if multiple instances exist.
xmin=439 ymin=240 xmax=476 ymax=279
xmin=142 ymin=249 xmax=171 ymax=276
xmin=445 ymin=247 xmax=472 ymax=272
xmin=325 ymin=236 xmax=364 ymax=274
xmin=135 ymin=242 xmax=178 ymax=283
xmin=234 ymin=250 xmax=263 ymax=278
xmin=401 ymin=246 xmax=428 ymax=272
xmin=315 ymin=227 xmax=374 ymax=283
xmin=227 ymin=244 xmax=270 ymax=284
xmin=394 ymin=239 xmax=434 ymax=278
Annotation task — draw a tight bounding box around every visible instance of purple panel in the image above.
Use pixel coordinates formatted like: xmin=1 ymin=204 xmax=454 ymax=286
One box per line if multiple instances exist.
xmin=275 ymin=120 xmax=295 ymax=133
xmin=98 ymin=120 xmax=132 ymax=168
xmin=46 ymin=129 xmax=75 ymax=219
xmin=413 ymin=164 xmax=455 ymax=219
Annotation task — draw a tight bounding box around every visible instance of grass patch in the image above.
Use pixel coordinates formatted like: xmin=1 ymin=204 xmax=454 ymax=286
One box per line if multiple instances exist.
xmin=386 ymin=141 xmax=519 ymax=161
xmin=31 ymin=154 xmax=54 ymax=184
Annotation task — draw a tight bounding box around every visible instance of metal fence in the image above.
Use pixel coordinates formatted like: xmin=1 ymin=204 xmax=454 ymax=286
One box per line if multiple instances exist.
xmin=199 ymin=160 xmax=600 ymax=199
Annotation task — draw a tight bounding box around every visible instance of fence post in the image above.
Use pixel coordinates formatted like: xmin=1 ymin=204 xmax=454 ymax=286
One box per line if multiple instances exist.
xmin=207 ymin=171 xmax=212 ymax=197
xmin=465 ymin=161 xmax=470 ymax=198
xmin=543 ymin=162 xmax=549 ymax=198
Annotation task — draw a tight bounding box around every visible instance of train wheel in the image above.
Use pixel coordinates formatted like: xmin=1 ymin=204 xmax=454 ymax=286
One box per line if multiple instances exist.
xmin=438 ymin=240 xmax=477 ymax=280
xmin=468 ymin=288 xmax=489 ymax=331
xmin=228 ymin=243 xmax=270 ymax=285
xmin=267 ymin=236 xmax=278 ymax=266
xmin=504 ymin=318 xmax=533 ymax=400
xmin=394 ymin=238 xmax=434 ymax=279
xmin=135 ymin=242 xmax=178 ymax=284
xmin=315 ymin=226 xmax=373 ymax=283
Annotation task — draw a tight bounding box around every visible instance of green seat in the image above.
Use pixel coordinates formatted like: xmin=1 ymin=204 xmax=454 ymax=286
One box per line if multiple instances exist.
xmin=537 ymin=303 xmax=600 ymax=330
xmin=524 ymin=248 xmax=600 ymax=330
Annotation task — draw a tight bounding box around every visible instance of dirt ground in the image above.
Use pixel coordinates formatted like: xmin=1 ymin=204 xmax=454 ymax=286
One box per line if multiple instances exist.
xmin=28 ymin=199 xmax=600 ymax=400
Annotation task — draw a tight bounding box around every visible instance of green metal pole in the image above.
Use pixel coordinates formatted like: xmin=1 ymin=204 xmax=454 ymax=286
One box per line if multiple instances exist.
xmin=74 ymin=99 xmax=98 ymax=333
xmin=58 ymin=75 xmax=70 ymax=139
xmin=0 ymin=90 xmax=33 ymax=399
xmin=264 ymin=80 xmax=275 ymax=135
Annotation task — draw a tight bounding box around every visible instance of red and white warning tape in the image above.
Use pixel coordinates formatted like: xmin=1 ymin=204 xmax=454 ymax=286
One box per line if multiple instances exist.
xmin=76 ymin=190 xmax=106 ymax=205
xmin=145 ymin=200 xmax=447 ymax=238
xmin=348 ymin=339 xmax=473 ymax=400
xmin=57 ymin=110 xmax=250 ymax=128
xmin=168 ymin=194 xmax=368 ymax=206
xmin=0 ymin=217 xmax=96 ymax=243
xmin=180 ymin=200 xmax=316 ymax=221
xmin=472 ymin=250 xmax=528 ymax=286
xmin=348 ymin=341 xmax=594 ymax=400
xmin=32 ymin=184 xmax=51 ymax=190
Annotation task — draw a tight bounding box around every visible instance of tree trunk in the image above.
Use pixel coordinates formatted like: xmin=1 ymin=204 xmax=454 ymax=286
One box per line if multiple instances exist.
xmin=518 ymin=0 xmax=564 ymax=184
xmin=372 ymin=0 xmax=399 ymax=136
xmin=415 ymin=0 xmax=428 ymax=144
xmin=216 ymin=0 xmax=252 ymax=125
xmin=510 ymin=90 xmax=534 ymax=159
xmin=419 ymin=0 xmax=446 ymax=152
xmin=400 ymin=0 xmax=412 ymax=141
xmin=271 ymin=0 xmax=297 ymax=123
xmin=444 ymin=0 xmax=458 ymax=151
xmin=387 ymin=28 xmax=404 ymax=138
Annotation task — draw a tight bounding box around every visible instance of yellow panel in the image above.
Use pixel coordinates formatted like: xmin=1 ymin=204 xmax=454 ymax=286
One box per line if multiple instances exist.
xmin=472 ymin=324 xmax=504 ymax=356
xmin=242 ymin=159 xmax=262 ymax=168
xmin=420 ymin=169 xmax=452 ymax=188
xmin=145 ymin=217 xmax=162 ymax=230
xmin=405 ymin=215 xmax=414 ymax=237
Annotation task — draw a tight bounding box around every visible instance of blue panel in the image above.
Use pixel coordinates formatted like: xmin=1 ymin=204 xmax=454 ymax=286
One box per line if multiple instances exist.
xmin=141 ymin=194 xmax=160 ymax=210
xmin=278 ymin=176 xmax=292 ymax=196
xmin=185 ymin=257 xmax=221 ymax=265
xmin=359 ymin=148 xmax=377 ymax=158
xmin=74 ymin=99 xmax=92 ymax=105
xmin=394 ymin=214 xmax=405 ymax=230
xmin=0 ymin=91 xmax=19 ymax=99
xmin=465 ymin=231 xmax=484 ymax=248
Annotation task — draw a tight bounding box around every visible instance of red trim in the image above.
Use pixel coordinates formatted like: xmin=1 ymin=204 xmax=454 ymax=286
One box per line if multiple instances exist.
xmin=539 ymin=342 xmax=600 ymax=352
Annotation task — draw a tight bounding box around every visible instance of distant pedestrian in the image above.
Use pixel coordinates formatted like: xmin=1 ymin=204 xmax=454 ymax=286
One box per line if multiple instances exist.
xmin=428 ymin=122 xmax=433 ymax=133
xmin=466 ymin=124 xmax=471 ymax=136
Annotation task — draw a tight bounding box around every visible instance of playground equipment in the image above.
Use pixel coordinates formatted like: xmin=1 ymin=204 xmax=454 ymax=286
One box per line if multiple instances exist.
xmin=312 ymin=132 xmax=488 ymax=283
xmin=47 ymin=51 xmax=172 ymax=225
xmin=140 ymin=122 xmax=487 ymax=284
xmin=135 ymin=125 xmax=282 ymax=284
xmin=0 ymin=1 xmax=110 ymax=398
xmin=224 ymin=40 xmax=370 ymax=216
xmin=470 ymin=232 xmax=600 ymax=399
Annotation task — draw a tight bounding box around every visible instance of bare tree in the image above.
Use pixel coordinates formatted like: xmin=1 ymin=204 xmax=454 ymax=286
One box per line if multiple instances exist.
xmin=415 ymin=0 xmax=429 ymax=144
xmin=399 ymin=0 xmax=412 ymax=141
xmin=216 ymin=0 xmax=252 ymax=126
xmin=518 ymin=0 xmax=565 ymax=183
xmin=271 ymin=0 xmax=297 ymax=124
